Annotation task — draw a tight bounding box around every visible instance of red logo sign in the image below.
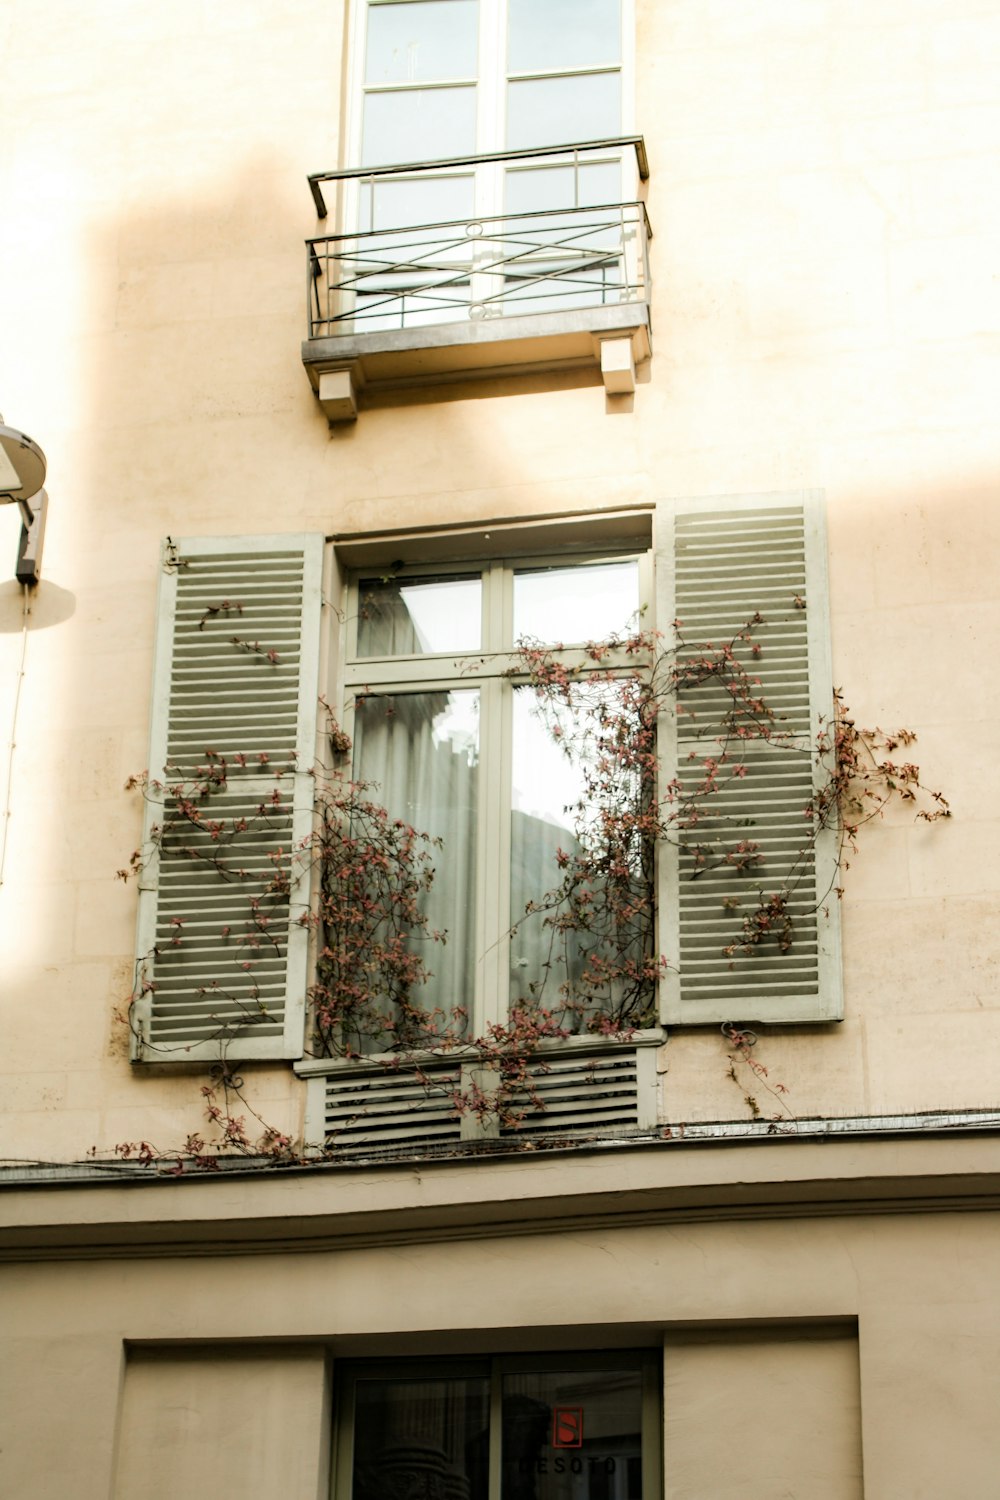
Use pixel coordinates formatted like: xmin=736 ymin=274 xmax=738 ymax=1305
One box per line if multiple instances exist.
xmin=552 ymin=1407 xmax=583 ymax=1448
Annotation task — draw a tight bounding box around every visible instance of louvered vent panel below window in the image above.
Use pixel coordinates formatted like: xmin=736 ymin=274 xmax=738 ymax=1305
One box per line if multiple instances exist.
xmin=322 ymin=1065 xmax=464 ymax=1154
xmin=673 ymin=505 xmax=825 ymax=1017
xmin=317 ymin=1047 xmax=646 ymax=1155
xmin=499 ymin=1050 xmax=641 ymax=1137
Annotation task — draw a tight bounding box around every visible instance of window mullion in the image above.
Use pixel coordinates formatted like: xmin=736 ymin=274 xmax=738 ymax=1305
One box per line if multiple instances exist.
xmin=487 ymin=1359 xmax=503 ymax=1500
xmin=471 ymin=0 xmax=505 ymax=326
xmin=474 ymin=675 xmax=502 ymax=1032
xmin=478 ymin=561 xmax=509 ymax=1030
xmin=492 ymin=674 xmax=514 ymax=1030
xmin=475 ymin=0 xmax=505 ymax=219
xmin=621 ymin=0 xmax=638 ymax=198
xmin=331 ymin=1370 xmax=356 ymax=1500
xmin=642 ymin=1352 xmax=662 ymax=1500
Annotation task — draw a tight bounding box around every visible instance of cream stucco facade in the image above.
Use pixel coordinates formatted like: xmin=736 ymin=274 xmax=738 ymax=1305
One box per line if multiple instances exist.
xmin=1 ymin=1 xmax=999 ymax=1496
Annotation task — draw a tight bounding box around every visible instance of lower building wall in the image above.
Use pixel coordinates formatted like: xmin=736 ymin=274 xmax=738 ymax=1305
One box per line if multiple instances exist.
xmin=663 ymin=1330 xmax=862 ymax=1500
xmin=115 ymin=1347 xmax=330 ymax=1500
xmin=3 ymin=1204 xmax=1000 ymax=1500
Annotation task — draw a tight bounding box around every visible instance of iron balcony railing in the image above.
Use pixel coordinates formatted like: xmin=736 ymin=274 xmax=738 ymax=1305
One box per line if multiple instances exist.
xmin=305 ymin=139 xmax=651 ymax=343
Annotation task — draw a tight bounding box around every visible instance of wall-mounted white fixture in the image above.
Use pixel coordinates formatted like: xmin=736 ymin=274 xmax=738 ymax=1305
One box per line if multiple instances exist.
xmin=0 ymin=420 xmax=47 ymax=585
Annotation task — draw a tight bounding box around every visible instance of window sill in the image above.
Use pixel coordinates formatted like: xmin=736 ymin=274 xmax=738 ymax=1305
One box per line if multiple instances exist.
xmin=295 ymin=1029 xmax=664 ymax=1077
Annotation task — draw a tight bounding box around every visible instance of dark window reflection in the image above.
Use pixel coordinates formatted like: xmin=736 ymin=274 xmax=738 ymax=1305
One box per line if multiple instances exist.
xmin=501 ymin=1369 xmax=642 ymax=1500
xmin=347 ymin=1360 xmax=646 ymax=1500
xmin=353 ymin=1376 xmax=490 ymax=1500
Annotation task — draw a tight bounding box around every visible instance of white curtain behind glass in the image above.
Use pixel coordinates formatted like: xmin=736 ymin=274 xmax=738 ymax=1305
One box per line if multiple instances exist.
xmin=353 ymin=690 xmax=479 ymax=1038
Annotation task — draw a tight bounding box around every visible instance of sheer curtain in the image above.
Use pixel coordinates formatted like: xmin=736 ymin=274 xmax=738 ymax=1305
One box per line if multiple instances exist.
xmin=353 ymin=689 xmax=479 ymax=1038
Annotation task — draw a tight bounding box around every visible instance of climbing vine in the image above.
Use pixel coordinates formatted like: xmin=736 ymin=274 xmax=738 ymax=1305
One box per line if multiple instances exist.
xmin=115 ymin=608 xmax=948 ymax=1163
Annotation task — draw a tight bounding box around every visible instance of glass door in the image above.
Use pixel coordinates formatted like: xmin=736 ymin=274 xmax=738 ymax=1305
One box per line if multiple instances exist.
xmin=501 ymin=0 xmax=626 ymax=319
xmin=350 ymin=0 xmax=627 ymax=329
xmin=354 ymin=0 xmax=482 ymax=328
xmin=335 ymin=1351 xmax=659 ymax=1500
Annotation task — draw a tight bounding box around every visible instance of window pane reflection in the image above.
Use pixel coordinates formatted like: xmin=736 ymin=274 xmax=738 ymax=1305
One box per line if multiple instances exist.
xmin=504 ymin=162 xmax=622 ymax=216
xmin=353 ymin=1375 xmax=491 ymax=1500
xmin=358 ymin=574 xmax=482 ymax=656
xmin=511 ymin=680 xmax=651 ymax=1028
xmin=513 ymin=560 xmax=639 ymax=645
xmin=508 ymin=0 xmax=620 ymax=73
xmin=506 ymin=73 xmax=620 ymax=151
xmin=499 ymin=267 xmax=623 ymax=320
xmin=366 ymin=0 xmax=479 ymax=84
xmin=502 ymin=1367 xmax=643 ymax=1500
xmin=360 ymin=173 xmax=475 ymax=232
xmin=363 ymin=85 xmax=478 ymax=166
xmin=510 ymin=689 xmax=587 ymax=1017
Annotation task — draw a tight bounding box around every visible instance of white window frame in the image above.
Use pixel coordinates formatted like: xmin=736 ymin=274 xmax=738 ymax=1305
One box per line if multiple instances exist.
xmin=134 ymin=497 xmax=839 ymax=1078
xmin=342 ymin=0 xmax=638 ymax=222
xmin=336 ymin=534 xmax=656 ymax=1042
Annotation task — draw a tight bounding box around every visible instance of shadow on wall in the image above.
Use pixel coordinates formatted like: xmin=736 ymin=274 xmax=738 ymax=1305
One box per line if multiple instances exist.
xmin=0 ymin=578 xmax=75 ymax=632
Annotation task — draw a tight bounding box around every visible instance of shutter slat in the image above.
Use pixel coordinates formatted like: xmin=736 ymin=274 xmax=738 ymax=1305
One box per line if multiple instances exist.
xmin=499 ymin=1051 xmax=641 ymax=1136
xmin=660 ymin=494 xmax=842 ymax=1025
xmin=321 ymin=1064 xmax=464 ymax=1152
xmin=132 ymin=535 xmax=323 ymax=1064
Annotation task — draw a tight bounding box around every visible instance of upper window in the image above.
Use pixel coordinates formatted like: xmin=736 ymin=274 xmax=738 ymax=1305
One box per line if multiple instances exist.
xmin=358 ymin=0 xmax=624 ymax=159
xmin=353 ymin=0 xmax=627 ymax=225
xmin=302 ymin=0 xmax=645 ymax=387
xmin=340 ymin=546 xmax=653 ymax=1050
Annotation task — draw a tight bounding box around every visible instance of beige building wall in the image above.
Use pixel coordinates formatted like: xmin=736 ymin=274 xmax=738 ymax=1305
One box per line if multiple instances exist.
xmin=4 ymin=1139 xmax=1000 ymax=1500
xmin=1 ymin=0 xmax=996 ymax=1158
xmin=2 ymin=4 xmax=1000 ymax=1494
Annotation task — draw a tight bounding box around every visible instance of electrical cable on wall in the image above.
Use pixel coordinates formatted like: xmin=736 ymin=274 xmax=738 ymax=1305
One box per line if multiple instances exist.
xmin=0 ymin=582 xmax=32 ymax=888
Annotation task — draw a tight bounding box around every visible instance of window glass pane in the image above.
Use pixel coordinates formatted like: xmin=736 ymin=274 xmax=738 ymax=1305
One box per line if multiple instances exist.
xmin=354 ymin=285 xmax=474 ymax=330
xmin=502 ymin=1366 xmax=643 ymax=1500
xmin=510 ymin=682 xmax=654 ymax=1031
xmin=513 ymin=560 xmax=639 ymax=645
xmin=357 ymin=574 xmax=482 ymax=656
xmin=354 ymin=281 xmax=474 ymax=331
xmin=511 ymin=689 xmax=586 ymax=987
xmin=363 ymin=85 xmax=478 ymax=165
xmin=348 ymin=200 xmax=478 ymax=331
xmin=360 ymin=173 xmax=475 ymax=231
xmin=499 ymin=266 xmax=623 ymax=319
xmin=353 ymin=690 xmax=479 ymax=1035
xmin=504 ymin=161 xmax=622 ymax=215
xmin=508 ymin=0 xmax=620 ymax=74
xmin=365 ymin=0 xmax=479 ymax=84
xmin=353 ymin=1374 xmax=491 ymax=1500
xmin=506 ymin=72 xmax=621 ymax=151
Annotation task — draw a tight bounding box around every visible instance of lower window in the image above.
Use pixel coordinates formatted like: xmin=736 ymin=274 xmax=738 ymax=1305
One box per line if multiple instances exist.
xmin=334 ymin=1351 xmax=659 ymax=1500
xmin=341 ymin=549 xmax=654 ymax=1049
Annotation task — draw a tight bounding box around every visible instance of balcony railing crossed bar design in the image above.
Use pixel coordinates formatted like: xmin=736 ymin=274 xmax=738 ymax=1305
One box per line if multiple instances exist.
xmin=307 ymin=199 xmax=651 ymax=340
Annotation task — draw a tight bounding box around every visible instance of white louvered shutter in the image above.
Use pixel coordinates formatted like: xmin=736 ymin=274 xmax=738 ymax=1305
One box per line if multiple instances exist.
xmin=131 ymin=536 xmax=324 ymax=1062
xmin=659 ymin=494 xmax=842 ymax=1024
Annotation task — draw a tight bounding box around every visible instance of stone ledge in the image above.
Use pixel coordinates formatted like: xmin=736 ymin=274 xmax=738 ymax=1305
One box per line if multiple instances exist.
xmin=4 ymin=1124 xmax=1000 ymax=1261
xmin=302 ymin=303 xmax=651 ymax=418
